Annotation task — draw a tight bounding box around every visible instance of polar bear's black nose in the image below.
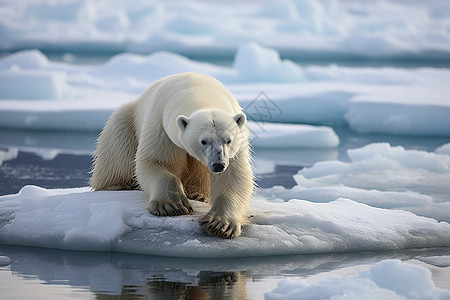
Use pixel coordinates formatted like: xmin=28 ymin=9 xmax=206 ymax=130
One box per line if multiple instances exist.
xmin=212 ymin=163 xmax=225 ymax=173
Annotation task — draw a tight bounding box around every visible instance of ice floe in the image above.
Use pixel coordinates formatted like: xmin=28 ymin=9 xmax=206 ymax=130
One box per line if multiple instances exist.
xmin=436 ymin=143 xmax=450 ymax=155
xmin=0 ymin=185 xmax=449 ymax=258
xmin=0 ymin=255 xmax=12 ymax=266
xmin=261 ymin=143 xmax=450 ymax=222
xmin=1 ymin=142 xmax=450 ymax=259
xmin=249 ymin=122 xmax=339 ymax=149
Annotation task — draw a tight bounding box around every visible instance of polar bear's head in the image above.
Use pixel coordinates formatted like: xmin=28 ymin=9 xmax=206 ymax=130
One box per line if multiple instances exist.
xmin=177 ymin=110 xmax=247 ymax=173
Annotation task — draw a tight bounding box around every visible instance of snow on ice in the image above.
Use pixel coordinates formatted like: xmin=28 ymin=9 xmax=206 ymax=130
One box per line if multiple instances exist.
xmin=261 ymin=143 xmax=450 ymax=222
xmin=0 ymin=143 xmax=449 ymax=258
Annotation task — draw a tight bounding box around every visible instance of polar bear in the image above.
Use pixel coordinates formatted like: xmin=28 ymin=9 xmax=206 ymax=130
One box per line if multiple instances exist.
xmin=90 ymin=72 xmax=254 ymax=239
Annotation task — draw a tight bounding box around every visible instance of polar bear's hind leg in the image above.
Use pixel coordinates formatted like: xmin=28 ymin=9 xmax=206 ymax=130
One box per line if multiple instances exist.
xmin=90 ymin=102 xmax=138 ymax=190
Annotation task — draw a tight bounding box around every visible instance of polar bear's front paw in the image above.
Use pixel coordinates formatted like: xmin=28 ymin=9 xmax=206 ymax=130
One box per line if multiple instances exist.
xmin=200 ymin=215 xmax=241 ymax=239
xmin=148 ymin=199 xmax=194 ymax=216
xmin=188 ymin=192 xmax=208 ymax=203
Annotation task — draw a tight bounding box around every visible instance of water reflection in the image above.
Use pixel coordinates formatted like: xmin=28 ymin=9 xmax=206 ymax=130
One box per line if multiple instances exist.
xmin=1 ymin=245 xmax=449 ymax=299
xmin=126 ymin=272 xmax=249 ymax=300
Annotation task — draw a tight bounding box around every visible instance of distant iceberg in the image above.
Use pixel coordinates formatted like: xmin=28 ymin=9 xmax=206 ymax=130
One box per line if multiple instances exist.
xmin=2 ymin=0 xmax=450 ymax=59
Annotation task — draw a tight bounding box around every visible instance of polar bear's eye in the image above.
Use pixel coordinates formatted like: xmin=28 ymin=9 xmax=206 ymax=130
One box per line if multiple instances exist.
xmin=201 ymin=140 xmax=207 ymax=145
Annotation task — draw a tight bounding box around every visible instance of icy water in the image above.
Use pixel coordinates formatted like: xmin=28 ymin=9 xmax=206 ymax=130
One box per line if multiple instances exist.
xmin=1 ymin=126 xmax=449 ymax=195
xmin=1 ymin=127 xmax=450 ymax=299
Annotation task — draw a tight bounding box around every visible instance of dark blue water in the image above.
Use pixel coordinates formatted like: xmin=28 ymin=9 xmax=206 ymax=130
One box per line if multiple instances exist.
xmin=4 ymin=49 xmax=450 ymax=69
xmin=2 ymin=125 xmax=449 ymax=196
xmin=1 ymin=126 xmax=449 ymax=196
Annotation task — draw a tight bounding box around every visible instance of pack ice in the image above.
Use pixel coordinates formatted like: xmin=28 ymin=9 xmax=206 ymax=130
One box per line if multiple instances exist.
xmin=1 ymin=43 xmax=450 ymax=136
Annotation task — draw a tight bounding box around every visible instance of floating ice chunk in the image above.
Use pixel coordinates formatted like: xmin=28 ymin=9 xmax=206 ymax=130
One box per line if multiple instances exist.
xmin=249 ymin=122 xmax=339 ymax=149
xmin=239 ymin=89 xmax=354 ymax=125
xmin=233 ymin=42 xmax=304 ymax=82
xmin=0 ymin=69 xmax=70 ymax=100
xmin=0 ymin=255 xmax=12 ymax=266
xmin=290 ymin=143 xmax=450 ymax=222
xmin=348 ymin=143 xmax=450 ymax=173
xmin=92 ymin=51 xmax=224 ymax=80
xmin=0 ymin=50 xmax=71 ymax=100
xmin=0 ymin=101 xmax=114 ymax=131
xmin=346 ymin=101 xmax=450 ymax=136
xmin=0 ymin=147 xmax=18 ymax=166
xmin=436 ymin=143 xmax=450 ymax=155
xmin=0 ymin=50 xmax=49 ymax=70
xmin=417 ymin=255 xmax=450 ymax=268
xmin=266 ymin=260 xmax=450 ymax=300
xmin=301 ymin=143 xmax=450 ymax=178
xmin=261 ymin=184 xmax=433 ymax=209
xmin=359 ymin=260 xmax=448 ymax=299
xmin=252 ymin=158 xmax=276 ymax=175
xmin=1 ymin=186 xmax=450 ymax=258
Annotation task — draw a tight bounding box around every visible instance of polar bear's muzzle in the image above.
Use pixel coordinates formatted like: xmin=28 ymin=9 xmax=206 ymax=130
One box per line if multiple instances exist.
xmin=207 ymin=145 xmax=228 ymax=173
xmin=211 ymin=162 xmax=226 ymax=173
xmin=209 ymin=155 xmax=227 ymax=173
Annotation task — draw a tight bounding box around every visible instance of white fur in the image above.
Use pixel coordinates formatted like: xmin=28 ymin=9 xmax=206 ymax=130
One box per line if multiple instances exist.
xmin=90 ymin=72 xmax=254 ymax=239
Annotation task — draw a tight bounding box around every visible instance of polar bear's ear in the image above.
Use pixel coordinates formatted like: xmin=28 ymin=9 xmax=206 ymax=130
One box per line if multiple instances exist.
xmin=177 ymin=115 xmax=190 ymax=131
xmin=233 ymin=112 xmax=246 ymax=128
